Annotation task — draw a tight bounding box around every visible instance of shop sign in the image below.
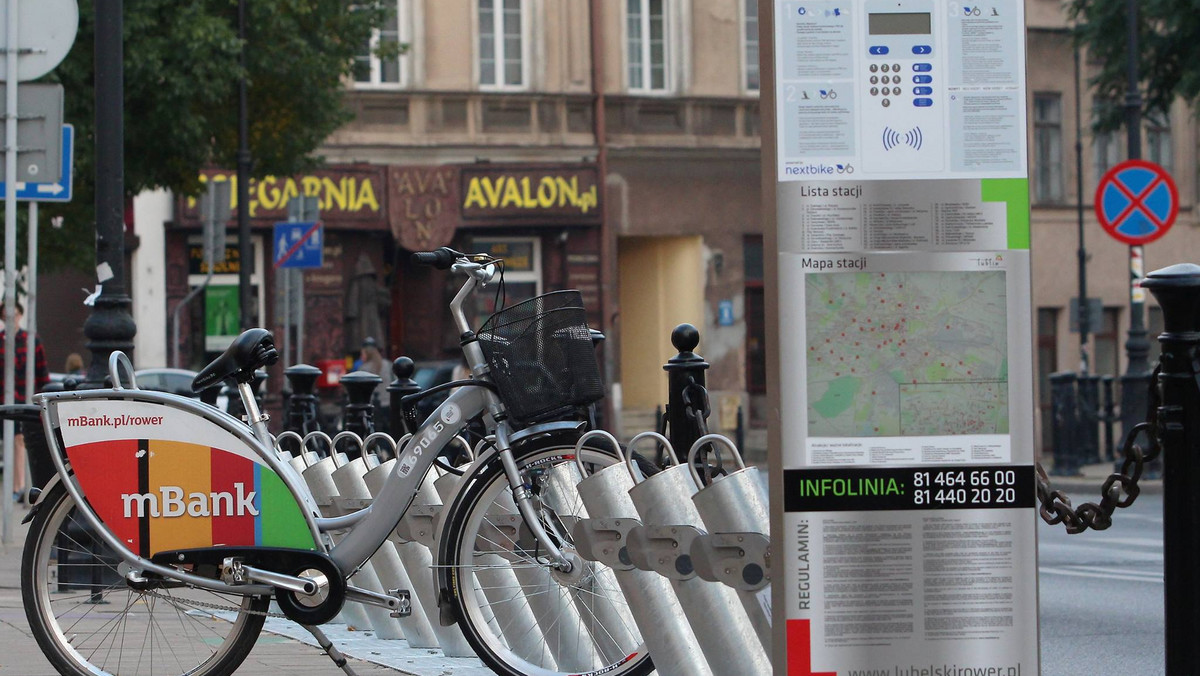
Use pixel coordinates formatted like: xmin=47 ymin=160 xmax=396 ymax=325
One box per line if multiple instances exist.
xmin=390 ymin=165 xmax=459 ymax=251
xmin=461 ymin=165 xmax=600 ymax=222
xmin=188 ymin=243 xmax=241 ymax=275
xmin=180 ymin=166 xmax=387 ymax=228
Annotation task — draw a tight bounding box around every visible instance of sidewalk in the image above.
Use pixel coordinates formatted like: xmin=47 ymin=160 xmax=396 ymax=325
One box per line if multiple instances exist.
xmin=0 ymin=508 xmax=479 ymax=676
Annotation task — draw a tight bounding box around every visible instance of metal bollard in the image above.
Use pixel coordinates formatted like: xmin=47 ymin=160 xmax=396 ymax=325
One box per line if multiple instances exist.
xmin=685 ymin=434 xmax=771 ymax=651
xmin=1048 ymin=371 xmax=1079 ymax=475
xmin=664 ymin=324 xmax=710 ymax=462
xmin=1102 ymin=375 xmax=1116 ymax=462
xmin=388 ymin=357 xmax=422 ymax=436
xmin=623 ymin=432 xmax=771 ymax=676
xmin=340 ymin=371 xmax=381 ymax=460
xmin=1078 ymin=374 xmax=1101 ymax=465
xmin=570 ymin=431 xmax=713 ymax=676
xmin=283 ymin=364 xmax=323 ymax=434
xmin=1141 ymin=263 xmax=1200 ymax=673
xmin=329 ymin=436 xmax=438 ymax=647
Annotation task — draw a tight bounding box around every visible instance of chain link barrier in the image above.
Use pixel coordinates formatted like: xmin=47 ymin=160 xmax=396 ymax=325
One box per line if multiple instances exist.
xmin=1036 ymin=365 xmax=1162 ymax=533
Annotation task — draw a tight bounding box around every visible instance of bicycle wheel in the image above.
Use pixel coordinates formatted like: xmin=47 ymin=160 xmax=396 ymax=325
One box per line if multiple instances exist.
xmin=22 ymin=483 xmax=268 ymax=676
xmin=440 ymin=435 xmax=654 ymax=676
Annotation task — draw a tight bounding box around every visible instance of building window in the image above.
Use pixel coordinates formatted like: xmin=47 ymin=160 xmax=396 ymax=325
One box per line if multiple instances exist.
xmin=470 ymin=237 xmax=542 ymax=325
xmin=1037 ymin=308 xmax=1059 ymax=454
xmin=744 ymin=0 xmax=759 ymax=92
xmin=1092 ymin=100 xmax=1121 ymax=184
xmin=1093 ymin=307 xmax=1120 ymax=378
xmin=1146 ymin=110 xmax=1173 ymax=172
xmin=627 ymin=0 xmax=668 ymax=92
xmin=479 ymin=0 xmax=526 ymax=89
xmin=354 ymin=1 xmax=407 ymax=88
xmin=1034 ymin=93 xmax=1064 ymax=203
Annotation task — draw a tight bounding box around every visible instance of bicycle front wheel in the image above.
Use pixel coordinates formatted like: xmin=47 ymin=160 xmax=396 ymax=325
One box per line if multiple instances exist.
xmin=440 ymin=436 xmax=654 ymax=676
xmin=22 ymin=483 xmax=268 ymax=676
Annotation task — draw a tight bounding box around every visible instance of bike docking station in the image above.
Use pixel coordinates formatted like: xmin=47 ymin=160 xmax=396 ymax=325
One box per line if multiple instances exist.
xmin=765 ymin=1 xmax=1039 ymax=674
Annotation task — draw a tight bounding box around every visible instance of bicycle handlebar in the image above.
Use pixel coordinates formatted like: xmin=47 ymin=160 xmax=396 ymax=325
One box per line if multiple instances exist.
xmin=411 ymin=247 xmax=458 ymax=269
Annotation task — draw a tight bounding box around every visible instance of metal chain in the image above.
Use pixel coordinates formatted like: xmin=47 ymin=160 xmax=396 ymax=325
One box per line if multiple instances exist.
xmin=137 ymin=586 xmax=284 ymax=618
xmin=1036 ymin=364 xmax=1162 ymax=534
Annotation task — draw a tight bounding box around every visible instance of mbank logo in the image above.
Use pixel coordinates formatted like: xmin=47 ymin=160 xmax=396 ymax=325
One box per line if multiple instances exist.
xmin=121 ymin=482 xmax=258 ymax=518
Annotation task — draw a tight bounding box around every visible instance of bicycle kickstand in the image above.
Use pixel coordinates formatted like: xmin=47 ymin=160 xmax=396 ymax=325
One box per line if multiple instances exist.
xmin=302 ymin=624 xmax=359 ymax=676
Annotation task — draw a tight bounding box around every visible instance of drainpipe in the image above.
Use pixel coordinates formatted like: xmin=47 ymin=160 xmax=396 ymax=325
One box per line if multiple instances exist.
xmin=591 ymin=0 xmax=617 ymax=428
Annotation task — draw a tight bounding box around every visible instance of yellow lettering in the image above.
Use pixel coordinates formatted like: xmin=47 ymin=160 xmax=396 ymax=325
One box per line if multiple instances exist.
xmin=463 ymin=178 xmax=487 ymax=209
xmin=431 ymin=171 xmax=448 ymax=195
xmin=356 ymin=179 xmax=379 ymax=212
xmin=397 ymin=171 xmax=415 ymax=195
xmin=415 ymin=171 xmax=431 ymax=193
xmin=481 ymin=177 xmax=504 ymax=206
xmin=500 ymin=177 xmax=523 ymax=208
xmin=302 ymin=176 xmax=321 ymax=197
xmin=258 ymin=177 xmax=282 ymax=212
xmin=403 ymin=197 xmax=418 ymax=219
xmin=322 ymin=177 xmax=346 ymax=211
xmin=556 ymin=176 xmax=578 ymax=208
xmin=279 ymin=178 xmax=300 ymax=208
xmin=521 ymin=177 xmax=535 ymax=208
xmin=423 ymin=199 xmax=442 ymax=218
xmin=415 ymin=220 xmax=433 ymax=243
xmin=536 ymin=177 xmax=556 ymax=208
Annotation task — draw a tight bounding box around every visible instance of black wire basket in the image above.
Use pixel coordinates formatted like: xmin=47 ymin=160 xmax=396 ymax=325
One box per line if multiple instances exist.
xmin=476 ymin=290 xmax=604 ymax=424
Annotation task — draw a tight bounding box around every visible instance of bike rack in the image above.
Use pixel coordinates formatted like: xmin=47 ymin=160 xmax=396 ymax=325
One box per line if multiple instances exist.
xmin=570 ymin=431 xmax=715 ymax=676
xmin=622 ymin=432 xmax=772 ymax=676
xmin=362 ymin=445 xmax=477 ymax=657
xmin=685 ymin=433 xmax=772 ymax=651
xmin=329 ymin=432 xmax=435 ymax=646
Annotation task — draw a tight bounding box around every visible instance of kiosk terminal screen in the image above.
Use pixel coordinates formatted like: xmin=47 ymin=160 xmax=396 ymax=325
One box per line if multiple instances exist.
xmin=868 ymin=12 xmax=932 ymax=35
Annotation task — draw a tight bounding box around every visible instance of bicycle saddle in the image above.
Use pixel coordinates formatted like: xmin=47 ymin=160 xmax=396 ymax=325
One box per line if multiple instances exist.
xmin=192 ymin=328 xmax=279 ymax=392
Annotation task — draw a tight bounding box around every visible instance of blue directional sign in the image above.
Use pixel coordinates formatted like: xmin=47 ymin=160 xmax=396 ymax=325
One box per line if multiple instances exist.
xmin=0 ymin=124 xmax=73 ymax=202
xmin=273 ymin=221 xmax=324 ymax=269
xmin=1094 ymin=159 xmax=1178 ymax=246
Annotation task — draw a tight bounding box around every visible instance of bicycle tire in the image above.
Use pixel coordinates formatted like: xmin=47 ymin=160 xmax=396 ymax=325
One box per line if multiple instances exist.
xmin=22 ymin=483 xmax=269 ymax=676
xmin=439 ymin=434 xmax=655 ymax=676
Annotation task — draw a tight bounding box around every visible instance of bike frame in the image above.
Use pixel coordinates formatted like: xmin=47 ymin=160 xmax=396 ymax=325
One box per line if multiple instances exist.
xmin=33 ymin=258 xmax=576 ymax=608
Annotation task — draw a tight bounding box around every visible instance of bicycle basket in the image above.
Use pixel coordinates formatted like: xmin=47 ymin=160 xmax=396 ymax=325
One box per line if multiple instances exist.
xmin=477 ymin=290 xmax=604 ymax=423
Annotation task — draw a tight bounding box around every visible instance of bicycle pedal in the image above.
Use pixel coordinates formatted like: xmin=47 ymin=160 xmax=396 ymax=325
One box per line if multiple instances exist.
xmin=387 ymin=588 xmax=412 ymax=618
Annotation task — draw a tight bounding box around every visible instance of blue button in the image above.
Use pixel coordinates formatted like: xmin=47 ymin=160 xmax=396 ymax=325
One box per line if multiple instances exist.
xmin=869 ymin=46 xmax=890 ymax=55
xmin=913 ymin=74 xmax=932 ymax=84
xmin=913 ymin=63 xmax=933 ymax=72
xmin=913 ymin=86 xmax=933 ymax=95
xmin=913 ymin=45 xmax=932 ymax=55
xmin=914 ymin=98 xmax=933 ymax=107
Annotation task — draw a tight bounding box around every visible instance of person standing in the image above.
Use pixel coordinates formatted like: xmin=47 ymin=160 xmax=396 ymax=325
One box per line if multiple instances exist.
xmin=0 ymin=302 xmax=49 ymax=503
xmin=358 ymin=337 xmax=391 ymax=431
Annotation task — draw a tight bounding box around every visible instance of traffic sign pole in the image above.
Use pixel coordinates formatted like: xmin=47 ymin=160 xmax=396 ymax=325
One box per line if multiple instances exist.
xmin=3 ymin=0 xmax=19 ymax=543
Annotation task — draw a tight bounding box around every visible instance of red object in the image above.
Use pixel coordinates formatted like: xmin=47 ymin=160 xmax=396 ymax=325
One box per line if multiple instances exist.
xmin=316 ymin=359 xmax=346 ymax=389
xmin=1094 ymin=159 xmax=1178 ymax=245
xmin=786 ymin=619 xmax=837 ymax=676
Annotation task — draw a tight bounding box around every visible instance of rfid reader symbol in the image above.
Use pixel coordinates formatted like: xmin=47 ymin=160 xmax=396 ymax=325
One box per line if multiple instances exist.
xmin=882 ymin=126 xmax=924 ymax=151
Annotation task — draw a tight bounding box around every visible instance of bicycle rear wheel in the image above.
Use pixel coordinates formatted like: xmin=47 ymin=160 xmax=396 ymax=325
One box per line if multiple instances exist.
xmin=22 ymin=483 xmax=268 ymax=676
xmin=439 ymin=436 xmax=654 ymax=676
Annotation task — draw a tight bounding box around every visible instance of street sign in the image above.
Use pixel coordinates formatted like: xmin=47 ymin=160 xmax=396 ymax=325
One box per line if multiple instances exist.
xmin=0 ymin=84 xmax=63 ymax=183
xmin=1095 ymin=159 xmax=1178 ymax=246
xmin=0 ymin=124 xmax=73 ymax=202
xmin=0 ymin=0 xmax=78 ymax=82
xmin=273 ymin=221 xmax=323 ymax=269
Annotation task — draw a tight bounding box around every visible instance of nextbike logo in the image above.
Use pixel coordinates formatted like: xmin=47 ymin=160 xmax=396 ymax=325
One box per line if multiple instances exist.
xmin=121 ymin=482 xmax=258 ymax=518
xmin=784 ymin=162 xmax=838 ymax=176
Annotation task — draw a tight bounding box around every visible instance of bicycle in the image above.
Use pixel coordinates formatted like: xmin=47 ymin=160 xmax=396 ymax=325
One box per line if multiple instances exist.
xmin=21 ymin=247 xmax=654 ymax=676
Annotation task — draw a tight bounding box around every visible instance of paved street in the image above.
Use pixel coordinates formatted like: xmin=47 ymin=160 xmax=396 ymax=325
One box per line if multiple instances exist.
xmin=1039 ymin=491 xmax=1164 ymax=675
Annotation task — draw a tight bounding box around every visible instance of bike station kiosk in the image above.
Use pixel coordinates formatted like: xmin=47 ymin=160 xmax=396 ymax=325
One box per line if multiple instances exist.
xmin=765 ymin=1 xmax=1040 ymax=673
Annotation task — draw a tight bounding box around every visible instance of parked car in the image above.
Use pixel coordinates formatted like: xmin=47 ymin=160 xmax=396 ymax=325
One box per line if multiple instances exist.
xmin=409 ymin=359 xmax=460 ymax=423
xmin=135 ymin=367 xmax=230 ymax=410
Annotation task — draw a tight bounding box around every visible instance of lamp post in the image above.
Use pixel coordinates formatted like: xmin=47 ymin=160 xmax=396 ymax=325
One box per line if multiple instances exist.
xmin=1119 ymin=0 xmax=1151 ymax=444
xmin=236 ymin=0 xmax=253 ymax=331
xmin=82 ymin=0 xmax=136 ymax=389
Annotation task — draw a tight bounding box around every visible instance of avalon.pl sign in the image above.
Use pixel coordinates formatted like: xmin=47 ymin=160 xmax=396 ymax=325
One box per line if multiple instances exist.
xmin=460 ymin=165 xmax=601 ymax=222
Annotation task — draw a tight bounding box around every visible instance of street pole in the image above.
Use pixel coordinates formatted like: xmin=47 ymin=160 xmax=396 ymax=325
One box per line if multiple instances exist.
xmin=236 ymin=0 xmax=253 ymax=331
xmin=1074 ymin=42 xmax=1089 ymax=374
xmin=82 ymin=0 xmax=135 ymax=387
xmin=2 ymin=0 xmax=18 ymax=543
xmin=1119 ymin=0 xmax=1151 ymax=442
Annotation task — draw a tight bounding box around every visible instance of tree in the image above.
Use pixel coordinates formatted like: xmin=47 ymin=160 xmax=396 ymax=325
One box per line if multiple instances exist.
xmin=29 ymin=0 xmax=395 ymax=272
xmin=1070 ymin=0 xmax=1200 ymax=132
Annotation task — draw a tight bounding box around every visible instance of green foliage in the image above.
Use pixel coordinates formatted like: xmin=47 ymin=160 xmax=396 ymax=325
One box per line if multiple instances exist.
xmin=24 ymin=0 xmax=393 ymax=273
xmin=1070 ymin=0 xmax=1200 ymax=132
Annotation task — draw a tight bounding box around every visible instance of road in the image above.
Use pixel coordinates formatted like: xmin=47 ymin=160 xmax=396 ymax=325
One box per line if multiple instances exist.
xmin=1038 ymin=493 xmax=1164 ymax=675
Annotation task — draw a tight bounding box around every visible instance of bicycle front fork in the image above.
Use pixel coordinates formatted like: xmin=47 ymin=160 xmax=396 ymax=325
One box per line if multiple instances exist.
xmin=493 ymin=424 xmax=575 ymax=572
